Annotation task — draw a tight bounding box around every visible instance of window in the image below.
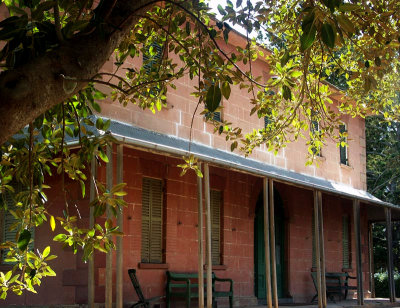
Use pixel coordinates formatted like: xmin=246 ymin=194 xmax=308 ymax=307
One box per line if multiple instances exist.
xmin=311 ymin=120 xmax=322 ymax=156
xmin=342 ymin=215 xmax=351 ymax=269
xmin=339 ymin=124 xmax=348 ymax=165
xmin=312 ymin=212 xmax=316 ymax=268
xmin=264 ymin=116 xmax=270 ymax=128
xmin=210 ymin=190 xmax=222 ymax=265
xmin=141 ymin=177 xmax=163 ymax=263
xmin=209 ymin=111 xmax=222 ymax=122
xmin=143 ymin=42 xmax=163 ymax=74
xmin=1 ymin=192 xmax=34 ymax=263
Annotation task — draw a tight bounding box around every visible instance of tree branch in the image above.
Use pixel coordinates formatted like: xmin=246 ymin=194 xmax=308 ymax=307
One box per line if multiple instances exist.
xmin=0 ymin=0 xmax=152 ymax=145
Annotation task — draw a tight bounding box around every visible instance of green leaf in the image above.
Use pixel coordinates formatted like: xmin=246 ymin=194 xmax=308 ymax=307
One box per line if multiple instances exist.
xmin=217 ymin=4 xmax=226 ymax=15
xmin=300 ymin=25 xmax=316 ymax=51
xmin=96 ymin=118 xmax=103 ymax=130
xmin=53 ymin=234 xmax=67 ymax=242
xmin=42 ymin=246 xmax=50 ymax=258
xmin=185 ymin=22 xmax=191 ymax=35
xmin=18 ymin=229 xmax=31 ymax=251
xmin=337 ymin=15 xmax=355 ymax=34
xmin=282 ymin=85 xmax=292 ymax=100
xmin=98 ymin=148 xmax=109 ymax=163
xmin=281 ymin=50 xmax=290 ymax=66
xmin=338 ymin=3 xmax=360 ymax=11
xmin=50 ymin=215 xmax=56 ymax=231
xmin=221 ymin=81 xmax=231 ymax=100
xmin=206 ymin=85 xmax=222 ymax=113
xmin=321 ymin=23 xmax=336 ymax=49
xmin=80 ymin=180 xmax=86 ymax=198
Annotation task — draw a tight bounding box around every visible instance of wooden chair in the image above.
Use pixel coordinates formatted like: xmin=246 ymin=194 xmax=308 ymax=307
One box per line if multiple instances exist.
xmin=128 ymin=269 xmax=165 ymax=308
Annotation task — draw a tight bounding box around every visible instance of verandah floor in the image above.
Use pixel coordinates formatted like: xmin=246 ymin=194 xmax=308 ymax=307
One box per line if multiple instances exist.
xmin=245 ymin=298 xmax=399 ymax=308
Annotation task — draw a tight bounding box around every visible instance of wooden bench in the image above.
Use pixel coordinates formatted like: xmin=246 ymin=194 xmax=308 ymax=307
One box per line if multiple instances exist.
xmin=128 ymin=269 xmax=165 ymax=308
xmin=166 ymin=271 xmax=233 ymax=308
xmin=311 ymin=271 xmax=357 ymax=303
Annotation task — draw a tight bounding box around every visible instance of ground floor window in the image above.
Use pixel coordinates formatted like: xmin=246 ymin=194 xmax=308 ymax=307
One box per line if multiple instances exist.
xmin=141 ymin=177 xmax=163 ymax=263
xmin=210 ymin=190 xmax=222 ymax=265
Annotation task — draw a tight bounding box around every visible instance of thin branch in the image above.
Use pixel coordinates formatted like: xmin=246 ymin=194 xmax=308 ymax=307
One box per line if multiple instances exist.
xmin=54 ymin=0 xmax=65 ymax=43
xmin=61 ymin=103 xmax=69 ymax=217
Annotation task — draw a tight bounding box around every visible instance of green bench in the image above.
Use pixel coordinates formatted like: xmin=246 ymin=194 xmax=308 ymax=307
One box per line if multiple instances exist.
xmin=166 ymin=271 xmax=233 ymax=308
xmin=311 ymin=271 xmax=357 ymax=303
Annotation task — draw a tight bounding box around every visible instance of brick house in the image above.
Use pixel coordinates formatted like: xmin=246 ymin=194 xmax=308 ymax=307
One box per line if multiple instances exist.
xmin=2 ymin=26 xmax=398 ymax=308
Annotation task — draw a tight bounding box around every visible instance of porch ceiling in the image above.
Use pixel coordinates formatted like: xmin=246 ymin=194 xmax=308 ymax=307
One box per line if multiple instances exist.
xmin=81 ymin=116 xmax=399 ymax=210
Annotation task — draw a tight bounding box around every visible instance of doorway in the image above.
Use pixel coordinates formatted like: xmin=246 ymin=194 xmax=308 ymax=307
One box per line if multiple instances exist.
xmin=254 ymin=189 xmax=285 ymax=301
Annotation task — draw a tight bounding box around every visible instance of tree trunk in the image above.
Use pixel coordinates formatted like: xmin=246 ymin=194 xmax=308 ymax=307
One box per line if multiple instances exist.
xmin=0 ymin=0 xmax=151 ymax=145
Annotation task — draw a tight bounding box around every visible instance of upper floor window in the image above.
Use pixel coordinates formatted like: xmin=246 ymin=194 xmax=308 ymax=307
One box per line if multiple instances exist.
xmin=311 ymin=119 xmax=322 ymax=157
xmin=339 ymin=124 xmax=348 ymax=165
xmin=143 ymin=42 xmax=163 ymax=74
xmin=141 ymin=177 xmax=163 ymax=263
xmin=207 ymin=111 xmax=222 ymax=122
xmin=264 ymin=116 xmax=270 ymax=128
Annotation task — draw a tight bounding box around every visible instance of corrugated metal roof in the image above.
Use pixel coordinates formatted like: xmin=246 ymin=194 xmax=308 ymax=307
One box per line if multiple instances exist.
xmin=85 ymin=117 xmax=397 ymax=209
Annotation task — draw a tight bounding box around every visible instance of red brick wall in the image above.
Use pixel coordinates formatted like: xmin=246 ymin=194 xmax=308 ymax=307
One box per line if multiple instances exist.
xmin=1 ymin=147 xmax=372 ymax=306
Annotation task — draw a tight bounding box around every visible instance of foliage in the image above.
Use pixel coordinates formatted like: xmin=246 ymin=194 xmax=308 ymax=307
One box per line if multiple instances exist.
xmin=0 ymin=0 xmax=399 ymax=298
xmin=366 ymin=115 xmax=400 ymax=278
xmin=366 ymin=116 xmax=400 ymax=205
xmin=374 ymin=271 xmax=400 ymax=298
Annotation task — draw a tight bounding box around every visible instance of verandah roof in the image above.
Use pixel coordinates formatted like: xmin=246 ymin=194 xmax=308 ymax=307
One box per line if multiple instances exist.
xmin=82 ymin=117 xmax=398 ymax=210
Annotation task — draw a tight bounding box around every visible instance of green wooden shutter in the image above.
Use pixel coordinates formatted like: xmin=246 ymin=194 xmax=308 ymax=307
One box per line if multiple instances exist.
xmin=2 ymin=192 xmax=35 ymax=263
xmin=264 ymin=116 xmax=270 ymax=128
xmin=342 ymin=215 xmax=350 ymax=269
xmin=312 ymin=212 xmax=316 ymax=268
xmin=339 ymin=124 xmax=348 ymax=165
xmin=311 ymin=120 xmax=322 ymax=156
xmin=143 ymin=42 xmax=163 ymax=74
xmin=210 ymin=190 xmax=221 ymax=265
xmin=141 ymin=177 xmax=163 ymax=263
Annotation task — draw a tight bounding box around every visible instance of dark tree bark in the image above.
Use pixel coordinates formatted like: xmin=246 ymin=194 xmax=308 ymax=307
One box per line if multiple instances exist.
xmin=0 ymin=0 xmax=152 ymax=145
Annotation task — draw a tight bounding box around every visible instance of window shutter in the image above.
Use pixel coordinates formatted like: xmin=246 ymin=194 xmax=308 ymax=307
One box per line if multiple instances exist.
xmin=2 ymin=192 xmax=35 ymax=263
xmin=143 ymin=42 xmax=163 ymax=73
xmin=339 ymin=124 xmax=348 ymax=165
xmin=312 ymin=212 xmax=316 ymax=268
xmin=141 ymin=178 xmax=163 ymax=263
xmin=342 ymin=215 xmax=350 ymax=268
xmin=210 ymin=190 xmax=221 ymax=265
xmin=212 ymin=111 xmax=222 ymax=122
xmin=264 ymin=116 xmax=270 ymax=128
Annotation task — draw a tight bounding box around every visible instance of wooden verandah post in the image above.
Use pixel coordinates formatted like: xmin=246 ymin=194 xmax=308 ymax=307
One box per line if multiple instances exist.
xmin=313 ymin=189 xmax=324 ymax=308
xmin=105 ymin=144 xmax=113 ymax=308
xmin=385 ymin=207 xmax=396 ymax=302
xmin=263 ymin=178 xmax=273 ymax=308
xmin=269 ymin=179 xmax=279 ymax=308
xmin=116 ymin=144 xmax=124 ymax=308
xmin=88 ymin=158 xmax=96 ymax=308
xmin=204 ymin=163 xmax=213 ymax=308
xmin=353 ymin=199 xmax=364 ymax=305
xmin=317 ymin=191 xmax=327 ymax=308
xmin=197 ymin=162 xmax=204 ymax=308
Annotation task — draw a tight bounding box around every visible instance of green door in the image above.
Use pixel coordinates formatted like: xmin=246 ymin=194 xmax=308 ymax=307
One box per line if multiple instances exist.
xmin=254 ymin=190 xmax=285 ymax=299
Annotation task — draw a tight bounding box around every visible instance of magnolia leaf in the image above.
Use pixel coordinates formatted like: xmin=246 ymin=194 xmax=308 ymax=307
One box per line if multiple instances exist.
xmin=221 ymin=81 xmax=231 ymax=100
xmin=321 ymin=23 xmax=336 ymax=48
xmin=42 ymin=246 xmax=50 ymax=258
xmin=50 ymin=215 xmax=56 ymax=231
xmin=300 ymin=25 xmax=316 ymax=51
xmin=206 ymin=85 xmax=222 ymax=113
xmin=18 ymin=229 xmax=31 ymax=251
